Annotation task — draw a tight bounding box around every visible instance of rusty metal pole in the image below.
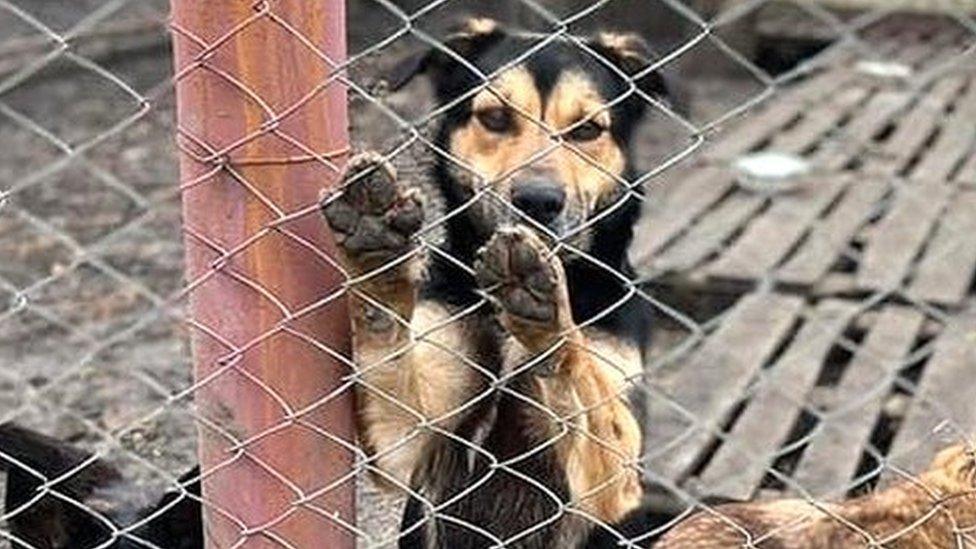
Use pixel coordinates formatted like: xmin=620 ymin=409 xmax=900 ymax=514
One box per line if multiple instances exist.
xmin=169 ymin=1 xmax=353 ymax=547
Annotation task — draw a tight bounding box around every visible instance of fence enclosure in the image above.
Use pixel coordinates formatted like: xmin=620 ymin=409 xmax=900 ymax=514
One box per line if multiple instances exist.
xmin=1 ymin=0 xmax=975 ymax=547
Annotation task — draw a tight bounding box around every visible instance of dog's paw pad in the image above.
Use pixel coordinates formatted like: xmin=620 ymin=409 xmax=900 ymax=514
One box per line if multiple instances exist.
xmin=321 ymin=152 xmax=423 ymax=267
xmin=475 ymin=227 xmax=563 ymax=325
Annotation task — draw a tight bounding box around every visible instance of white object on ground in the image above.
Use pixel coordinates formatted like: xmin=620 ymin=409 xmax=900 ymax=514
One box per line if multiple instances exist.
xmin=734 ymin=151 xmax=812 ymax=194
xmin=855 ymin=60 xmax=913 ymax=80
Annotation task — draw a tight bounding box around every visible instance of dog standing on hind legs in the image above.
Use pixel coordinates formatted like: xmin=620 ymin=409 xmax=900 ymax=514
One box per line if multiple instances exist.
xmin=320 ymin=16 xmax=670 ymax=548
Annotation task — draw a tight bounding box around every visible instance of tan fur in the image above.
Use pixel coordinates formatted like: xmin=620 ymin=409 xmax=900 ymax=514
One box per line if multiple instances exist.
xmin=595 ymin=33 xmax=649 ymax=65
xmin=658 ymin=444 xmax=976 ymax=548
xmin=464 ymin=17 xmax=498 ymax=36
xmin=547 ymin=72 xmax=625 ymax=210
xmin=510 ymin=334 xmax=642 ymax=524
xmin=353 ymin=297 xmax=481 ymax=488
xmin=450 ymin=66 xmax=542 ymax=195
xmin=584 ymin=329 xmax=644 ymax=389
xmin=501 ymin=329 xmax=643 ymax=523
xmin=502 ymin=334 xmax=642 ymax=525
xmin=449 ymin=68 xmax=625 ymax=211
xmin=357 ymin=307 xmax=645 ymax=523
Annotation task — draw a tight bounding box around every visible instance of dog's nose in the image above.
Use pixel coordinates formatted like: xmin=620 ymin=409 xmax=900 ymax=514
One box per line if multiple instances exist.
xmin=511 ymin=180 xmax=566 ymax=226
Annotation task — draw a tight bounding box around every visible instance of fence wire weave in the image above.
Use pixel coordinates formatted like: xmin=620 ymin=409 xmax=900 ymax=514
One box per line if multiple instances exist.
xmin=2 ymin=0 xmax=976 ymax=547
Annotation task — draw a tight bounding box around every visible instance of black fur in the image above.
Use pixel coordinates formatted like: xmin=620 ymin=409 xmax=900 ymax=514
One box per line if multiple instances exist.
xmin=0 ymin=423 xmax=202 ymax=549
xmin=583 ymin=502 xmax=678 ymax=548
xmin=400 ymin=372 xmax=584 ymax=549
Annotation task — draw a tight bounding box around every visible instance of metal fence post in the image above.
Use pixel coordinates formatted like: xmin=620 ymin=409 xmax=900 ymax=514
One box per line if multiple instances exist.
xmin=168 ymin=1 xmax=354 ymax=547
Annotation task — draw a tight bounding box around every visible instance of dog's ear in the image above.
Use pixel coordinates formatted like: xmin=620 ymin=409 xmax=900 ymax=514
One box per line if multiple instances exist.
xmin=387 ymin=17 xmax=506 ymax=92
xmin=589 ymin=32 xmax=672 ymax=103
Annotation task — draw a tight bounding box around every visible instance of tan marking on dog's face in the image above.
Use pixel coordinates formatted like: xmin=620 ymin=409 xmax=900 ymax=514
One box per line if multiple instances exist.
xmin=448 ymin=66 xmax=626 ymax=236
xmin=546 ymin=71 xmax=625 ymax=212
xmin=450 ymin=66 xmax=543 ymax=192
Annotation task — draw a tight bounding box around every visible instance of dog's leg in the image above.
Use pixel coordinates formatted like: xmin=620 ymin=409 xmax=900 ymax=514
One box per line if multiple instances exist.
xmin=475 ymin=226 xmax=643 ymax=524
xmin=322 ymin=153 xmax=476 ymax=487
xmin=323 ymin=153 xmax=424 ymax=327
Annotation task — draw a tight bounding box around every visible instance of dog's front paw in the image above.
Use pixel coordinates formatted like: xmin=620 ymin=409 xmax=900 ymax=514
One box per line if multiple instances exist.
xmin=475 ymin=226 xmax=574 ymax=353
xmin=321 ymin=152 xmax=423 ymax=273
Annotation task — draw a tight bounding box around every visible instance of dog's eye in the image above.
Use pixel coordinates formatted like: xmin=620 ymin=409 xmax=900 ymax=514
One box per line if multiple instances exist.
xmin=476 ymin=108 xmax=515 ymax=134
xmin=565 ymin=120 xmax=605 ymax=142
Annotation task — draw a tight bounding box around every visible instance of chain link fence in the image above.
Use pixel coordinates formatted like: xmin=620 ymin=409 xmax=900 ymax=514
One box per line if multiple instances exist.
xmin=1 ymin=0 xmax=976 ymax=547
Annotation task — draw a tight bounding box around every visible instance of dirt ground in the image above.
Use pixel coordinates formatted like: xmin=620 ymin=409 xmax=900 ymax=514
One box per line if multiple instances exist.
xmin=0 ymin=2 xmax=773 ymax=546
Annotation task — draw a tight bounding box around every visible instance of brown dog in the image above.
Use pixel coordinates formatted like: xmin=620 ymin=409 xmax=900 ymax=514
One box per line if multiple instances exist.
xmin=652 ymin=444 xmax=976 ymax=548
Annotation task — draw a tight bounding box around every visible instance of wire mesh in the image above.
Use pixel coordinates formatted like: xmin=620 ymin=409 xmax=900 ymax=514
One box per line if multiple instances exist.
xmin=1 ymin=0 xmax=976 ymax=547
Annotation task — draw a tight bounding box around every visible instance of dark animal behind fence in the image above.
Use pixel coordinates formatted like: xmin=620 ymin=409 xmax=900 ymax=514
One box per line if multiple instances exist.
xmin=0 ymin=424 xmax=201 ymax=549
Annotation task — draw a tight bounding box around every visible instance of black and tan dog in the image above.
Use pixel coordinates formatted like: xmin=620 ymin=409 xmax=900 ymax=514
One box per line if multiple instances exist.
xmin=648 ymin=443 xmax=976 ymax=548
xmin=321 ymin=17 xmax=671 ymax=548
